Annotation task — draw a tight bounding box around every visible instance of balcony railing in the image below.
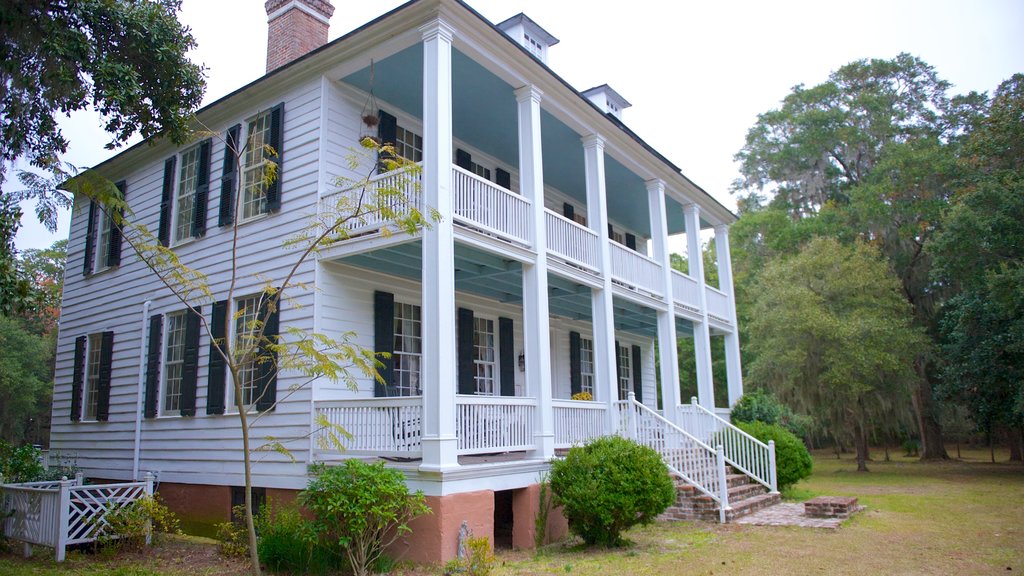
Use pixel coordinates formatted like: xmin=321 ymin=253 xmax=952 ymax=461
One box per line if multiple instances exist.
xmin=545 ymin=209 xmax=600 ymax=272
xmin=321 ymin=165 xmax=423 ymax=235
xmin=452 ymin=166 xmax=531 ymax=247
xmin=705 ymin=286 xmax=730 ymax=322
xmin=610 ymin=243 xmax=663 ymax=298
xmin=314 ymin=397 xmax=423 ymax=457
xmin=456 ymin=395 xmax=536 ymax=455
xmin=553 ymin=399 xmax=607 ymax=448
xmin=671 ymin=270 xmax=701 ymax=313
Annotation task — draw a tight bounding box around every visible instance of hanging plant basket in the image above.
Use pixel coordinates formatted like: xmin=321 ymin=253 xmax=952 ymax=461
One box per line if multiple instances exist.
xmin=359 ymin=59 xmax=380 ymax=145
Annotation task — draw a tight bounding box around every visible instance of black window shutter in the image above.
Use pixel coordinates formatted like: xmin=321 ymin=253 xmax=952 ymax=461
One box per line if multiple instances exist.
xmin=219 ymin=125 xmax=240 ymax=227
xmin=455 ymin=149 xmax=472 ymax=170
xmin=631 ymin=345 xmax=643 ymax=403
xmin=207 ymin=299 xmax=229 ymax=415
xmin=83 ymin=201 xmax=97 ymax=276
xmin=608 ymin=224 xmax=615 ymax=240
xmin=496 ymin=168 xmax=511 ymax=190
xmin=96 ymin=331 xmax=114 ymax=421
xmin=106 ymin=180 xmax=126 ymax=267
xmin=499 ymin=317 xmax=515 ymax=396
xmin=255 ymin=294 xmax=280 ymax=412
xmin=265 ymin=103 xmax=285 ymax=212
xmin=193 ymin=139 xmax=212 ymax=237
xmin=180 ymin=307 xmax=202 ymax=416
xmin=457 ymin=308 xmax=475 ymax=395
xmin=569 ymin=331 xmax=582 ymax=396
xmin=377 ymin=110 xmax=398 ymax=173
xmin=144 ymin=314 xmax=164 ymax=419
xmin=159 ymin=156 xmax=176 ymax=246
xmin=71 ymin=335 xmax=87 ymax=421
xmin=615 ymin=340 xmax=623 ymax=400
xmin=562 ymin=203 xmax=575 ymax=221
xmin=373 ymin=291 xmax=395 ymax=397
xmin=625 ymin=233 xmax=637 ymax=251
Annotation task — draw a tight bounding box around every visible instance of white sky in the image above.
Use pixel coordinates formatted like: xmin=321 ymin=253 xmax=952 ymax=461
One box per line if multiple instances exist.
xmin=11 ymin=0 xmax=1024 ymax=250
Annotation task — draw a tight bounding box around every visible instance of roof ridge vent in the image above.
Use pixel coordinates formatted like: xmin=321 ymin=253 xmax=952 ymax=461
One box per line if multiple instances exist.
xmin=496 ymin=13 xmax=559 ymax=64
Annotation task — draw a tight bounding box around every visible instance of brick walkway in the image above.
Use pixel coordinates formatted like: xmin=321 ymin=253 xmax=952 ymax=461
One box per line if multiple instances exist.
xmin=734 ymin=503 xmax=864 ymax=529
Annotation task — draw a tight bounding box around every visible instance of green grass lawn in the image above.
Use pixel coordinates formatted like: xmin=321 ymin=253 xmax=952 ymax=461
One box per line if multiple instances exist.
xmin=3 ymin=448 xmax=1022 ymax=575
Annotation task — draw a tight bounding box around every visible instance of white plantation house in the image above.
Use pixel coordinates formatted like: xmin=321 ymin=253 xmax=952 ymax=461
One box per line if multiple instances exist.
xmin=51 ymin=0 xmax=777 ymax=561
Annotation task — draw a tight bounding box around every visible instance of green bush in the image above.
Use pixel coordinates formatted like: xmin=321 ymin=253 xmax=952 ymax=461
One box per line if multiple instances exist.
xmin=96 ymin=495 xmax=180 ymax=551
xmin=0 ymin=440 xmax=44 ymax=483
xmin=549 ymin=436 xmax=675 ymax=547
xmin=730 ymin=389 xmax=812 ymax=438
xmin=301 ymin=460 xmax=430 ymax=576
xmin=735 ymin=421 xmax=812 ymax=490
xmin=254 ymin=499 xmax=339 ymax=575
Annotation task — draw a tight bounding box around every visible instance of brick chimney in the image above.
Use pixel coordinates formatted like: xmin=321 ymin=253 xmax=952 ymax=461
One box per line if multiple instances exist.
xmin=265 ymin=0 xmax=335 ymax=73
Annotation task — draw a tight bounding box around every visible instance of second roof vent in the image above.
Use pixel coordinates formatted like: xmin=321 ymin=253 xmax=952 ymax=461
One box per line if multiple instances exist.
xmin=581 ymin=84 xmax=631 ymax=120
xmin=497 ymin=13 xmax=559 ymax=64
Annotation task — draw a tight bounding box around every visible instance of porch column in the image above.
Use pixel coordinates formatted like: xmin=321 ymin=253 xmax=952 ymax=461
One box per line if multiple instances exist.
xmin=684 ymin=204 xmax=715 ymax=410
xmin=419 ymin=19 xmax=458 ymax=471
xmin=515 ymin=85 xmax=554 ymax=459
xmin=647 ymin=180 xmax=681 ymax=413
xmin=714 ymin=224 xmax=744 ymax=407
xmin=583 ymin=135 xmax=619 ymax=433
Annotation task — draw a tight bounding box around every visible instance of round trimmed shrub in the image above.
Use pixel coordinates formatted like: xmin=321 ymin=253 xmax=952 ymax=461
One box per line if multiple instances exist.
xmin=549 ymin=436 xmax=675 ymax=547
xmin=734 ymin=420 xmax=812 ymax=490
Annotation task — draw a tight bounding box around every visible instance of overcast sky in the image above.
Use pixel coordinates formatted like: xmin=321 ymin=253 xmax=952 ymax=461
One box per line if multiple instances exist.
xmin=12 ymin=0 xmax=1024 ymax=250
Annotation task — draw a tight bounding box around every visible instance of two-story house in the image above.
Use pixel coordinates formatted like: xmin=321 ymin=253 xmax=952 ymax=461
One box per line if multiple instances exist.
xmin=51 ymin=0 xmax=776 ymax=562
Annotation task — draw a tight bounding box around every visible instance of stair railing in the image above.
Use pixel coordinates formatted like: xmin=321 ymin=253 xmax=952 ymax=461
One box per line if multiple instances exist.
xmin=677 ymin=397 xmax=778 ymax=493
xmin=620 ymin=393 xmax=730 ymax=522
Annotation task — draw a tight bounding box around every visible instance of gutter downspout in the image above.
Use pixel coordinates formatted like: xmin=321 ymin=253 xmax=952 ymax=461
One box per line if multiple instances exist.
xmin=132 ymin=300 xmax=152 ymax=481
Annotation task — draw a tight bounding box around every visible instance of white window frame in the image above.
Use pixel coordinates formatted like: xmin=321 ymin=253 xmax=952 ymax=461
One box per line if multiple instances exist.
xmin=393 ymin=301 xmax=422 ymax=397
xmin=92 ymin=204 xmax=112 ymax=273
xmin=173 ymin=144 xmax=201 ymax=244
xmin=83 ymin=333 xmax=103 ymax=421
xmin=161 ymin=311 xmax=187 ymax=416
xmin=394 ymin=125 xmax=423 ymax=163
xmin=617 ymin=344 xmax=631 ymax=401
xmin=580 ymin=337 xmax=595 ymax=397
xmin=473 ymin=316 xmax=497 ymax=396
xmin=240 ymin=111 xmax=274 ymax=222
xmin=230 ymin=294 xmax=262 ymax=410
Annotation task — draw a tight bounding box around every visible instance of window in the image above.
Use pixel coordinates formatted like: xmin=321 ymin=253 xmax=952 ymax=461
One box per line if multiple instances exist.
xmin=617 ymin=344 xmax=631 ymax=400
xmin=473 ymin=317 xmax=496 ymax=395
xmin=469 ymin=161 xmax=491 ymax=181
xmin=393 ymin=302 xmax=422 ymax=396
xmin=241 ymin=111 xmax=274 ymax=221
xmin=84 ymin=333 xmax=104 ymax=420
xmin=234 ymin=295 xmax=261 ymax=408
xmin=174 ymin=146 xmax=201 ymax=242
xmin=162 ymin=312 xmax=187 ymax=415
xmin=580 ymin=338 xmax=595 ymax=397
xmin=524 ymin=33 xmax=543 ymax=58
xmin=395 ymin=125 xmax=422 ymax=162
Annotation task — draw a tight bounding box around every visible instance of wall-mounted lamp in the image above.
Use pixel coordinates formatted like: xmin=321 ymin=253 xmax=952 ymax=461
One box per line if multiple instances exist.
xmin=518 ymin=351 xmax=526 ymax=372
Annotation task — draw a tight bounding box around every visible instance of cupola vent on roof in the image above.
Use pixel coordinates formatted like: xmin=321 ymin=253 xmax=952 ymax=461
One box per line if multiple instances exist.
xmin=496 ymin=13 xmax=559 ymax=64
xmin=581 ymin=84 xmax=631 ymax=120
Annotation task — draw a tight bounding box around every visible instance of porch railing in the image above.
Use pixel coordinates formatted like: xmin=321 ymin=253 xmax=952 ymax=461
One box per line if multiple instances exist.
xmin=552 ymin=399 xmax=607 ymax=448
xmin=676 ymin=398 xmax=777 ymax=492
xmin=321 ymin=164 xmax=423 ymax=235
xmin=452 ymin=165 xmax=532 ymax=247
xmin=618 ymin=394 xmax=730 ymax=522
xmin=545 ymin=210 xmax=600 ymax=272
xmin=610 ymin=243 xmax=664 ymax=298
xmin=456 ymin=395 xmax=536 ymax=455
xmin=705 ymin=286 xmax=731 ymax=322
xmin=671 ymin=270 xmax=702 ymax=313
xmin=314 ymin=397 xmax=423 ymax=457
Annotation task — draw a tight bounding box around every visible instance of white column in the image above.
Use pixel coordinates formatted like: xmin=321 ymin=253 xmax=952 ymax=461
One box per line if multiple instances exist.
xmin=583 ymin=135 xmax=619 ymax=432
xmin=684 ymin=204 xmax=716 ymax=409
xmin=516 ymin=85 xmax=554 ymax=459
xmin=647 ymin=180 xmax=681 ymax=413
xmin=715 ymin=225 xmax=744 ymax=407
xmin=419 ymin=19 xmax=458 ymax=472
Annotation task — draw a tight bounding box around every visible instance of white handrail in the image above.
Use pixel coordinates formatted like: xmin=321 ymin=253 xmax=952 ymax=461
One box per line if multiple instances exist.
xmin=452 ymin=165 xmax=532 ymax=246
xmin=456 ymin=395 xmax=536 ymax=455
xmin=552 ymin=399 xmax=606 ymax=448
xmin=677 ymin=398 xmax=777 ymax=492
xmin=545 ymin=209 xmax=600 ymax=271
xmin=610 ymin=243 xmax=663 ymax=297
xmin=671 ymin=269 xmax=702 ymax=312
xmin=704 ymin=286 xmax=731 ymax=322
xmin=314 ymin=397 xmax=423 ymax=456
xmin=321 ymin=164 xmax=423 ymax=235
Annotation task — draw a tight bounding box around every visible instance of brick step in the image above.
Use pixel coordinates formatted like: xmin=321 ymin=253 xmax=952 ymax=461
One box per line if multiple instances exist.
xmin=661 ymin=473 xmax=781 ymax=523
xmin=724 ymin=491 xmax=782 ymax=522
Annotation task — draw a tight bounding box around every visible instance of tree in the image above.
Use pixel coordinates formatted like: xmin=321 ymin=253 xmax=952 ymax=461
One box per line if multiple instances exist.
xmin=745 ymin=238 xmax=924 ymax=471
xmin=0 ymin=0 xmax=205 ymax=232
xmin=0 ymin=315 xmax=51 ymax=443
xmin=15 ymin=239 xmax=66 ymax=336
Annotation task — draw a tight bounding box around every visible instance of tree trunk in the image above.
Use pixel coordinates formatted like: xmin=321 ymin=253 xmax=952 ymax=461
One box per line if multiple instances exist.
xmin=854 ymin=419 xmax=870 ymax=472
xmin=912 ymin=358 xmax=948 ymax=460
xmin=1007 ymin=427 xmax=1023 ymax=462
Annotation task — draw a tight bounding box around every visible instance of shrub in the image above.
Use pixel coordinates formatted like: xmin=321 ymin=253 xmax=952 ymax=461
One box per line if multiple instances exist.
xmin=97 ymin=495 xmax=180 ymax=551
xmin=254 ymin=499 xmax=338 ymax=575
xmin=730 ymin=389 xmax=812 ymax=438
xmin=549 ymin=436 xmax=675 ymax=547
xmin=735 ymin=421 xmax=812 ymax=490
xmin=0 ymin=440 xmax=44 ymax=483
xmin=444 ymin=535 xmax=495 ymax=576
xmin=301 ymin=460 xmax=430 ymax=576
xmin=215 ymin=517 xmax=248 ymax=558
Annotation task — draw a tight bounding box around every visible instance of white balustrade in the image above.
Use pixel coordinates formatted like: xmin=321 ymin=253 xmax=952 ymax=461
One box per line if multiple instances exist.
xmin=677 ymin=399 xmax=776 ymax=492
xmin=545 ymin=210 xmax=600 ymax=272
xmin=553 ymin=399 xmax=607 ymax=448
xmin=456 ymin=395 xmax=536 ymax=455
xmin=671 ymin=270 xmax=702 ymax=313
xmin=609 ymin=243 xmax=664 ymax=297
xmin=314 ymin=397 xmax=423 ymax=456
xmin=452 ymin=166 xmax=532 ymax=246
xmin=320 ymin=165 xmax=423 ymax=235
xmin=705 ymin=286 xmax=731 ymax=322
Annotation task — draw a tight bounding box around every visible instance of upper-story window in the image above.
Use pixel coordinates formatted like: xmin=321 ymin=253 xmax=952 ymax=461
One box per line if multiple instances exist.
xmin=580 ymin=337 xmax=595 ymax=397
xmin=241 ymin=111 xmax=274 ymax=221
xmin=392 ymin=302 xmax=422 ymax=396
xmin=93 ymin=209 xmax=112 ymax=272
xmin=162 ymin=311 xmax=187 ymax=415
xmin=617 ymin=344 xmax=631 ymax=400
xmin=395 ymin=126 xmax=423 ymax=163
xmin=174 ymin=145 xmax=201 ymax=243
xmin=470 ymin=161 xmax=491 ymax=181
xmin=473 ymin=317 xmax=496 ymax=395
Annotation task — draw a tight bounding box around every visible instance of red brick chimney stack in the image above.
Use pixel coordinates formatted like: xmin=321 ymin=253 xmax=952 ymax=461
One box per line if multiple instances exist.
xmin=265 ymin=0 xmax=335 ymax=73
